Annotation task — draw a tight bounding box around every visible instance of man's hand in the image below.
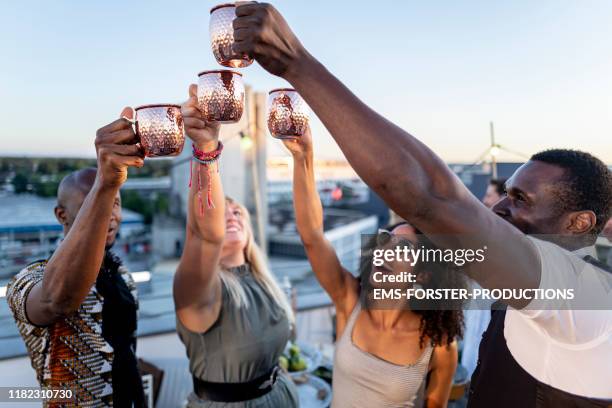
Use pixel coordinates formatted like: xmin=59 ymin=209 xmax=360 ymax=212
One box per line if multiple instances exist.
xmin=233 ymin=2 xmax=308 ymax=79
xmin=94 ymin=107 xmax=144 ymax=190
xmin=182 ymin=84 xmax=221 ymax=151
xmin=283 ymin=125 xmax=313 ymax=161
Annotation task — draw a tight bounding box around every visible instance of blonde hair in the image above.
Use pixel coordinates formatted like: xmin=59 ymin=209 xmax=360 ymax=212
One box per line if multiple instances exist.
xmin=220 ymin=197 xmax=295 ymax=323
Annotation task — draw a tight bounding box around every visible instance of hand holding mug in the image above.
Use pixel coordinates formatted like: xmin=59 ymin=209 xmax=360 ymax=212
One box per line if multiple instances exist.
xmin=182 ymin=84 xmax=221 ymax=151
xmin=94 ymin=108 xmax=145 ymax=190
xmin=282 ymin=125 xmax=313 ymax=161
xmin=233 ymin=2 xmax=308 ymax=79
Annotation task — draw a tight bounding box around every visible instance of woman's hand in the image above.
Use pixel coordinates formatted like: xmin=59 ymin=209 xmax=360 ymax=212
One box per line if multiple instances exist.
xmin=181 ymin=84 xmax=221 ymax=151
xmin=282 ymin=126 xmax=313 ymax=161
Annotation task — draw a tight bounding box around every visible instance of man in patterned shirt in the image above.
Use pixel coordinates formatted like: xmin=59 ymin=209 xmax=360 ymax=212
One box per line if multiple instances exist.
xmin=7 ymin=108 xmax=146 ymax=407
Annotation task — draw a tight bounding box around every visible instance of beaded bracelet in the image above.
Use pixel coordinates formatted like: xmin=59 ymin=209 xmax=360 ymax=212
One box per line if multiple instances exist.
xmin=189 ymin=141 xmax=224 ymax=215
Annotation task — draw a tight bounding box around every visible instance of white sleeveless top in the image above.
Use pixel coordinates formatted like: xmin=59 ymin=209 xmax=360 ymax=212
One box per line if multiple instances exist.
xmin=331 ymin=302 xmax=433 ymax=407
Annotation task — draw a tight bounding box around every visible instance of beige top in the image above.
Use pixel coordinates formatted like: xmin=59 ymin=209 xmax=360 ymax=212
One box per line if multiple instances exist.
xmin=332 ymin=302 xmax=433 ymax=408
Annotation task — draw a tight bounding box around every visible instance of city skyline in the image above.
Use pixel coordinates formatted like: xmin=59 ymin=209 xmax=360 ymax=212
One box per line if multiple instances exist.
xmin=1 ymin=0 xmax=610 ymax=163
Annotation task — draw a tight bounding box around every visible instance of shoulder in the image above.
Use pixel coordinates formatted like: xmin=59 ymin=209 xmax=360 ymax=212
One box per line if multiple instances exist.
xmin=430 ymin=340 xmax=458 ymax=371
xmin=7 ymin=261 xmax=47 ymax=299
xmin=526 ymin=236 xmax=592 ymax=273
xmin=522 ymin=237 xmax=612 ymax=313
xmin=6 ymin=261 xmax=47 ymax=325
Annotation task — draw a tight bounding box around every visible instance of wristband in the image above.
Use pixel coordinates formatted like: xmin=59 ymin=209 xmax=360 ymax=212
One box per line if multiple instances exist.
xmin=189 ymin=141 xmax=223 ymax=215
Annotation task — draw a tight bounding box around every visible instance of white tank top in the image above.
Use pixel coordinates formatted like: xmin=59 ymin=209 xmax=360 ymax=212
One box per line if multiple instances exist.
xmin=331 ymin=302 xmax=433 ymax=407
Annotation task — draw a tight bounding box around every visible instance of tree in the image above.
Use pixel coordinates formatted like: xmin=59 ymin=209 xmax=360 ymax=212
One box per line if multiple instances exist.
xmin=12 ymin=173 xmax=29 ymax=193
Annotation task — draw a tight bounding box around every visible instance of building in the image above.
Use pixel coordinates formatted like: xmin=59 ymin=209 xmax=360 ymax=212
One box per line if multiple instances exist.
xmin=451 ymin=162 xmax=523 ymax=199
xmin=269 ymin=207 xmax=378 ymax=273
xmin=0 ymin=194 xmax=145 ymax=278
xmin=122 ymin=176 xmax=171 ymax=200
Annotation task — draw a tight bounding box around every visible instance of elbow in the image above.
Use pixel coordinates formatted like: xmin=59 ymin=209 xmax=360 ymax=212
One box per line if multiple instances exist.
xmin=46 ymin=295 xmax=79 ymax=320
xmin=43 ymin=282 xmax=82 ymax=319
xmin=297 ymin=225 xmax=325 ymax=248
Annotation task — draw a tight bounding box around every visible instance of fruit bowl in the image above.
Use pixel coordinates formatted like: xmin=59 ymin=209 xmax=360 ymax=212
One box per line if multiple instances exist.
xmin=279 ymin=341 xmax=322 ymax=377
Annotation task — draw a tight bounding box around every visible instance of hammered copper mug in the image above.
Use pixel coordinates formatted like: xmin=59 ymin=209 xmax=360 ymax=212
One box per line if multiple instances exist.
xmin=210 ymin=3 xmax=253 ymax=68
xmin=267 ymin=89 xmax=309 ymax=139
xmin=197 ymin=70 xmax=245 ymax=123
xmin=127 ymin=104 xmax=185 ymax=158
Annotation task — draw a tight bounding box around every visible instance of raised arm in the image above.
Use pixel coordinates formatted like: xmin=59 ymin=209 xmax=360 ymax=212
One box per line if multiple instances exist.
xmin=284 ymin=129 xmax=358 ymax=314
xmin=22 ymin=110 xmax=144 ymax=326
xmin=233 ymin=3 xmax=540 ymax=306
xmin=173 ymin=84 xmax=226 ymax=333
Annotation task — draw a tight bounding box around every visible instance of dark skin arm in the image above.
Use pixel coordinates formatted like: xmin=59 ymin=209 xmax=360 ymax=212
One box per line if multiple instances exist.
xmin=233 ymin=3 xmax=540 ymax=307
xmin=284 ymin=128 xmax=359 ymax=320
xmin=26 ymin=109 xmax=144 ymax=326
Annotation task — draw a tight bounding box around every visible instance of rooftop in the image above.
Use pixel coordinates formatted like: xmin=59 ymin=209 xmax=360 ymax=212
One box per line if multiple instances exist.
xmin=0 ymin=194 xmax=143 ymax=233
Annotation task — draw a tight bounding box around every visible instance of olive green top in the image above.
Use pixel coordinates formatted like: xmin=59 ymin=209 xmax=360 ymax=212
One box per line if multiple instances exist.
xmin=176 ymin=264 xmax=298 ymax=407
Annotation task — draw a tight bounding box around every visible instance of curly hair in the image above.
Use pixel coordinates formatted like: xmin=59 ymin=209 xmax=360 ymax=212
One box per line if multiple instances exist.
xmin=359 ymin=223 xmax=465 ymax=348
xmin=531 ymin=149 xmax=612 ymax=238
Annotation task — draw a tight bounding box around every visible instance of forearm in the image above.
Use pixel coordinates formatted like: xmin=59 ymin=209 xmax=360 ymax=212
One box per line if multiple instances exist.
xmin=286 ymin=55 xmax=464 ymax=221
xmin=186 ymin=141 xmax=226 ymax=244
xmin=176 ymin=143 xmax=225 ymax=314
xmin=292 ymin=153 xmax=324 ymax=245
xmin=42 ymin=183 xmax=118 ymax=314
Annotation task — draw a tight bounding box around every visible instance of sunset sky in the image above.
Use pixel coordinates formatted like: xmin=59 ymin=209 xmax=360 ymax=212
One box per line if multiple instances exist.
xmin=1 ymin=0 xmax=610 ymax=163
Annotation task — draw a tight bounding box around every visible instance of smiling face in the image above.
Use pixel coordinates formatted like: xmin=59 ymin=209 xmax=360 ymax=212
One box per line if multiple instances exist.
xmin=223 ymin=200 xmax=248 ymax=253
xmin=55 ymin=168 xmax=121 ymax=248
xmin=492 ymin=161 xmax=570 ymax=236
xmin=106 ymin=195 xmax=122 ymax=247
xmin=369 ymin=223 xmax=420 ymax=287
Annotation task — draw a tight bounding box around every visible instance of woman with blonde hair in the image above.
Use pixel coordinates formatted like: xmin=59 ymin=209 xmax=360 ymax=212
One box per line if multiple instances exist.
xmin=173 ymin=84 xmax=298 ymax=407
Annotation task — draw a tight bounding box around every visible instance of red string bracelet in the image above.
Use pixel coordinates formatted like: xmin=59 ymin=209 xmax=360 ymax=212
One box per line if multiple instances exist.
xmin=189 ymin=141 xmax=224 ymax=215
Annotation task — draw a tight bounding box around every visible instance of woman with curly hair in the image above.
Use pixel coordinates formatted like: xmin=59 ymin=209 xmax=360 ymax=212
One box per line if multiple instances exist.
xmin=286 ymin=127 xmax=464 ymax=408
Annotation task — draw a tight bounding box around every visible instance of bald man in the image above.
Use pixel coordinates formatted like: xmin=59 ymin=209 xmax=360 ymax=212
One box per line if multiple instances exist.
xmin=7 ymin=109 xmax=146 ymax=407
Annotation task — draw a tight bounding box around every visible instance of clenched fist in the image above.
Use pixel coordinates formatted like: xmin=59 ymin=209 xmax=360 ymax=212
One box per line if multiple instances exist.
xmin=282 ymin=125 xmax=313 ymax=161
xmin=233 ymin=2 xmax=309 ymax=79
xmin=181 ymin=84 xmax=221 ymax=152
xmin=94 ymin=107 xmax=144 ymax=190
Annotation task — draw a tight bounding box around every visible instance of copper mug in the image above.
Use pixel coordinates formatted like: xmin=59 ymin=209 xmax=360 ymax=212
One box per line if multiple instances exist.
xmin=197 ymin=70 xmax=245 ymax=123
xmin=267 ymin=89 xmax=309 ymax=139
xmin=210 ymin=3 xmax=253 ymax=68
xmin=125 ymin=104 xmax=185 ymax=158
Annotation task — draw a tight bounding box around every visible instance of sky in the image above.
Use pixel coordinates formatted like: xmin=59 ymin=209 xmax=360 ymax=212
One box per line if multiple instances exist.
xmin=1 ymin=0 xmax=610 ymax=163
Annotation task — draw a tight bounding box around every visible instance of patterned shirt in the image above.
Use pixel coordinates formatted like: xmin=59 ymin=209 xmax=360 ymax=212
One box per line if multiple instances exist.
xmin=6 ymin=260 xmax=139 ymax=407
